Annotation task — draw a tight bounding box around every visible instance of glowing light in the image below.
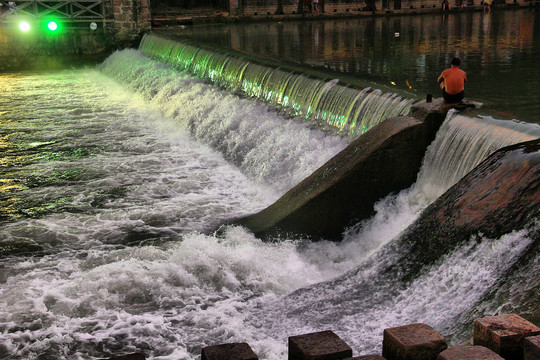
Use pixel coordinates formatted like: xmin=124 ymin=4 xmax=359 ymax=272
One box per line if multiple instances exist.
xmin=390 ymin=81 xmax=396 ymax=86
xmin=19 ymin=21 xmax=31 ymax=32
xmin=47 ymin=21 xmax=58 ymax=31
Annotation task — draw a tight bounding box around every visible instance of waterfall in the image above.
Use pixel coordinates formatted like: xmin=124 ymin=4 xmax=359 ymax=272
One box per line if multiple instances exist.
xmin=139 ymin=33 xmax=416 ymax=137
xmin=415 ymin=112 xmax=540 ymax=200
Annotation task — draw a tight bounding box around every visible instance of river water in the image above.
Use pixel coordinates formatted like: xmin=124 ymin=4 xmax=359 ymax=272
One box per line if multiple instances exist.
xmin=1 ymin=9 xmax=539 ymax=360
xmin=166 ymin=8 xmax=540 ymax=123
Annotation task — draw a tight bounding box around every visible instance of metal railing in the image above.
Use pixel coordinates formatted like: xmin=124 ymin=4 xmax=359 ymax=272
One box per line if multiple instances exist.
xmin=0 ymin=0 xmax=107 ymax=21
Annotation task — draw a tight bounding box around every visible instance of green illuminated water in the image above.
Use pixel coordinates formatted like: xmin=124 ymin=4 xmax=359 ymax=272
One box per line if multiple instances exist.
xmin=140 ymin=34 xmax=415 ymax=136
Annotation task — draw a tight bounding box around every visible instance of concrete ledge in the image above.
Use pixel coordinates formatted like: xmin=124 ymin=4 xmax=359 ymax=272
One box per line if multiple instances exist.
xmin=234 ymin=98 xmax=449 ymax=241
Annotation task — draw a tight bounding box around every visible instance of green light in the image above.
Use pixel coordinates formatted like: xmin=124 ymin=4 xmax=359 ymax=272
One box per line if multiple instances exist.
xmin=47 ymin=21 xmax=58 ymax=31
xmin=19 ymin=21 xmax=31 ymax=32
xmin=42 ymin=18 xmax=62 ymax=34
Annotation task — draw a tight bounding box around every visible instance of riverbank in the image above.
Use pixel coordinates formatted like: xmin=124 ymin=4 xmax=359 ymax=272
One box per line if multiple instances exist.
xmin=150 ymin=1 xmax=539 ymax=27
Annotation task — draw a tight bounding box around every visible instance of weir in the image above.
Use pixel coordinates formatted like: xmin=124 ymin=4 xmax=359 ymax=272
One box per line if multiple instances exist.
xmin=138 ymin=33 xmax=416 ymax=137
xmin=132 ymin=35 xmax=540 ymax=241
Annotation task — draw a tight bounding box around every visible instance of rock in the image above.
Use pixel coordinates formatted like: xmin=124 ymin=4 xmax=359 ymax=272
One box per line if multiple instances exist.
xmin=201 ymin=343 xmax=258 ymax=360
xmin=436 ymin=345 xmax=503 ymax=359
xmin=344 ymin=356 xmax=386 ymax=360
xmin=289 ymin=330 xmax=353 ymax=359
xmin=524 ymin=335 xmax=540 ymax=360
xmin=382 ymin=323 xmax=447 ymax=360
xmin=474 ymin=314 xmax=540 ymax=360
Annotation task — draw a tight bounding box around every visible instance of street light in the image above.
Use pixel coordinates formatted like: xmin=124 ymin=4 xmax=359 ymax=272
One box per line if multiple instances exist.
xmin=19 ymin=21 xmax=31 ymax=32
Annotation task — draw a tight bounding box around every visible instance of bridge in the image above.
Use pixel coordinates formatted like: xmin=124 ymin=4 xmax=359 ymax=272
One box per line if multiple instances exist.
xmin=0 ymin=0 xmax=107 ymax=24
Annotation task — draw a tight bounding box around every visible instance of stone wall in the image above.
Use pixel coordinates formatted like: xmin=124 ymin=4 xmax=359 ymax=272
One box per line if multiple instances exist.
xmin=111 ymin=0 xmax=151 ymax=43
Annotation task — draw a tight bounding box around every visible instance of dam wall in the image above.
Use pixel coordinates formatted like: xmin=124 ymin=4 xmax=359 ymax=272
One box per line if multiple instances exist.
xmin=138 ymin=33 xmax=415 ymax=137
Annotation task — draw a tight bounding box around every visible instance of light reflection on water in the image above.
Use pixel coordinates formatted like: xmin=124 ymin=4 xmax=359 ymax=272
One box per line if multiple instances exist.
xmin=162 ymin=8 xmax=540 ymax=123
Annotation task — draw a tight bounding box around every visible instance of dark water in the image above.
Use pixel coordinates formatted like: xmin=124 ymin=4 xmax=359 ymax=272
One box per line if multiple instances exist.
xmin=161 ymin=8 xmax=540 ymax=123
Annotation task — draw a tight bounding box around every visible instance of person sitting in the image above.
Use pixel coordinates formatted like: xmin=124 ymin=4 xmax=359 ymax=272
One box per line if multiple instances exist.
xmin=483 ymin=0 xmax=492 ymax=12
xmin=437 ymin=56 xmax=467 ymax=103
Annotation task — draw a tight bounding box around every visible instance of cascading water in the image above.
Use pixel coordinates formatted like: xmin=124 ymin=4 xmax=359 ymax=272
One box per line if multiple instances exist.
xmin=138 ymin=33 xmax=416 ymax=136
xmin=0 ymin=46 xmax=538 ymax=360
xmin=99 ymin=49 xmax=349 ymax=193
xmin=415 ymin=111 xmax=540 ymax=200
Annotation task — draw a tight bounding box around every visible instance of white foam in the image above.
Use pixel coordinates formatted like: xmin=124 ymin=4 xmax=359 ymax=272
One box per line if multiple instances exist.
xmin=100 ymin=50 xmax=349 ymax=193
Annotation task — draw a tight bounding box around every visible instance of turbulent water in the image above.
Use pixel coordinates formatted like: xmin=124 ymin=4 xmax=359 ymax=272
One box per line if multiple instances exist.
xmin=0 ymin=50 xmax=539 ymax=359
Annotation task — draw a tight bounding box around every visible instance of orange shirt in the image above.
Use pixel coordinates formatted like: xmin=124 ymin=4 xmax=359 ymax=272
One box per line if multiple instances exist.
xmin=438 ymin=66 xmax=467 ymax=95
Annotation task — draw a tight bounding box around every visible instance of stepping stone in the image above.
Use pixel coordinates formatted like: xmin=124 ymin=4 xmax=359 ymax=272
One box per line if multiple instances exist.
xmin=437 ymin=345 xmax=503 ymax=359
xmin=382 ymin=323 xmax=447 ymax=360
xmin=289 ymin=330 xmax=353 ymax=360
xmin=108 ymin=354 xmax=146 ymax=360
xmin=201 ymin=342 xmax=258 ymax=360
xmin=474 ymin=314 xmax=540 ymax=360
xmin=524 ymin=335 xmax=540 ymax=360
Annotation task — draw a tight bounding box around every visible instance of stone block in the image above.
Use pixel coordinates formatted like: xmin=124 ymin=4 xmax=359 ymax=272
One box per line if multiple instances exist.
xmin=437 ymin=345 xmax=503 ymax=359
xmin=344 ymin=356 xmax=386 ymax=360
xmin=382 ymin=323 xmax=447 ymax=360
xmin=201 ymin=342 xmax=258 ymax=360
xmin=474 ymin=314 xmax=540 ymax=360
xmin=288 ymin=330 xmax=353 ymax=360
xmin=108 ymin=354 xmax=146 ymax=360
xmin=524 ymin=335 xmax=540 ymax=360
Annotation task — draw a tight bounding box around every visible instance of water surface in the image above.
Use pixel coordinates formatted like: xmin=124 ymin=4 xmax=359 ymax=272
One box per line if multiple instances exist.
xmin=162 ymin=8 xmax=540 ymax=123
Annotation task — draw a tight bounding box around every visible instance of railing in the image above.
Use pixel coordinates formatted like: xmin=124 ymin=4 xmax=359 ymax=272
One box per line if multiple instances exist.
xmin=0 ymin=0 xmax=107 ymax=21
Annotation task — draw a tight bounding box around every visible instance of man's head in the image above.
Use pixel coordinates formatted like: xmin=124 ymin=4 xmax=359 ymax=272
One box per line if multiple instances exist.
xmin=451 ymin=56 xmax=461 ymax=67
